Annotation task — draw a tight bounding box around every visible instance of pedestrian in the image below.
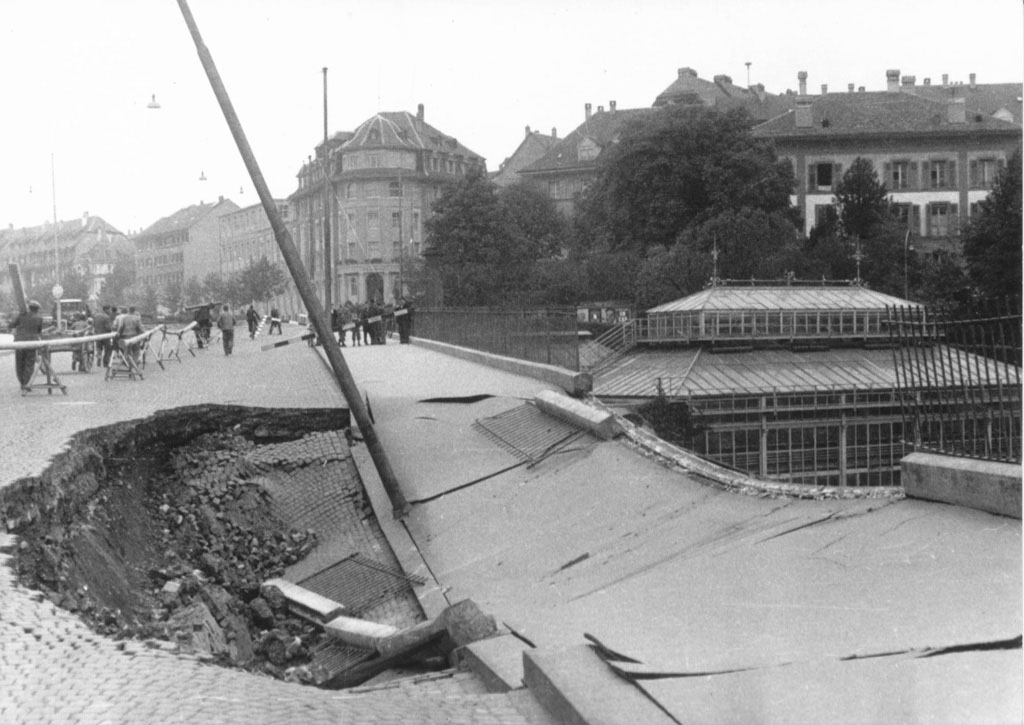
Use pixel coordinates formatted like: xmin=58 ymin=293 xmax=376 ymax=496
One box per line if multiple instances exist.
xmin=92 ymin=304 xmax=113 ymax=367
xmin=217 ymin=304 xmax=236 ymax=355
xmin=116 ymin=306 xmax=144 ymax=365
xmin=359 ymin=303 xmax=370 ymax=345
xmin=70 ymin=313 xmax=90 ymax=371
xmin=269 ymin=307 xmax=282 ymax=335
xmin=246 ymin=305 xmax=259 ymax=339
xmin=11 ymin=300 xmax=44 ymax=391
xmin=396 ymin=296 xmax=414 ymax=344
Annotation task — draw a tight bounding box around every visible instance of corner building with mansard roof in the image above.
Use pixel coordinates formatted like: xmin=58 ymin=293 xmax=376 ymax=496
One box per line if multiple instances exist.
xmin=290 ymin=104 xmax=485 ymax=306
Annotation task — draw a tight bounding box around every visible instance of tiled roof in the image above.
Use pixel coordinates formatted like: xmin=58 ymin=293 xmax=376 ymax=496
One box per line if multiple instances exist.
xmin=519 ymin=108 xmax=654 ymax=174
xmin=492 ymin=130 xmax=560 ymax=186
xmin=138 ymin=199 xmax=237 ymax=238
xmin=0 ymin=216 xmax=130 ymax=261
xmin=653 ymin=69 xmax=794 ymax=122
xmin=647 ymin=285 xmax=915 ymax=313
xmin=911 ymin=83 xmax=1023 ymax=123
xmin=752 ymin=91 xmax=1021 ymax=139
xmin=340 ymin=112 xmax=483 ymax=161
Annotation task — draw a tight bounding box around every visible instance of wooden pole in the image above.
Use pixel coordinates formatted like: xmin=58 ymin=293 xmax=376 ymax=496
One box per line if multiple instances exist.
xmin=174 ymin=0 xmax=408 ymax=517
xmin=8 ymin=263 xmax=27 ymax=313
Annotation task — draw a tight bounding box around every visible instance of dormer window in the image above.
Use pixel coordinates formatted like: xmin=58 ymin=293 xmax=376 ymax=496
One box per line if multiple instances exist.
xmin=577 ymin=137 xmax=600 ymax=162
xmin=368 ymin=128 xmax=381 ymax=144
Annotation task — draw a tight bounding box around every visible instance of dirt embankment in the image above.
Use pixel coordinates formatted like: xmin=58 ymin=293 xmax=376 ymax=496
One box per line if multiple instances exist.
xmin=1 ymin=405 xmax=350 ymax=683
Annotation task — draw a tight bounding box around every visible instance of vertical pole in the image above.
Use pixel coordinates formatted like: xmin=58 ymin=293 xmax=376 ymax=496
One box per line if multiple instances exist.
xmin=51 ymin=153 xmax=61 ymax=329
xmin=322 ymin=67 xmax=332 ymax=314
xmin=175 ymin=0 xmax=408 ymax=517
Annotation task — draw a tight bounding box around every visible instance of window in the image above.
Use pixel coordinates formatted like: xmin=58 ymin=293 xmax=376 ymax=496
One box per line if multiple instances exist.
xmin=548 ymin=180 xmax=561 ymax=198
xmin=369 ymin=154 xmax=382 ymax=168
xmin=346 ymin=183 xmax=357 ymax=199
xmin=893 ymin=203 xmax=920 ymax=235
xmin=430 ymin=157 xmax=439 ymax=172
xmin=412 ymin=210 xmax=421 ymax=242
xmin=389 ymin=181 xmax=402 ymax=197
xmin=347 ymin=275 xmax=359 ymax=299
xmin=927 ymin=160 xmax=956 ymax=189
xmin=446 ymin=158 xmax=455 ymax=173
xmin=889 ymin=161 xmax=909 ymax=189
xmin=808 ymin=162 xmax=840 ymax=192
xmin=391 ymin=212 xmax=401 ymax=241
xmin=972 ymin=158 xmax=1001 ymax=189
xmin=367 ymin=211 xmax=380 ymax=255
xmin=815 ymin=163 xmax=832 ymax=189
xmin=928 ymin=203 xmax=950 ymax=237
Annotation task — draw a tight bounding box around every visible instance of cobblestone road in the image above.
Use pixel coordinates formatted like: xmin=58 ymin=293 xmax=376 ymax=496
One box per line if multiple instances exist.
xmin=0 ymin=327 xmax=545 ymax=724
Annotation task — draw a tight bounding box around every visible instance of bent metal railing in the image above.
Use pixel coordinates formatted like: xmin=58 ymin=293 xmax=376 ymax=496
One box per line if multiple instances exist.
xmin=887 ymin=300 xmax=1022 ymax=464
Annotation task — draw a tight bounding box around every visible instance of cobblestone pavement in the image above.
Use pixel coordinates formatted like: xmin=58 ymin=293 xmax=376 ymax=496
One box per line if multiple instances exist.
xmin=0 ymin=328 xmax=546 ymax=724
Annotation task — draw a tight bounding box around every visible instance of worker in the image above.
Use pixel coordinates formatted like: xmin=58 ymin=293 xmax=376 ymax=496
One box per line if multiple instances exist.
xmin=11 ymin=300 xmax=44 ymax=392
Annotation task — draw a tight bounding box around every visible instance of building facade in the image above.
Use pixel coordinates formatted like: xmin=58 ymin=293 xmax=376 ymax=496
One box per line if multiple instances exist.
xmin=491 ymin=126 xmax=559 ymax=188
xmin=135 ymin=197 xmax=239 ymax=294
xmin=218 ymin=200 xmax=301 ymax=316
xmin=291 ymin=105 xmax=485 ymax=307
xmin=0 ymin=213 xmax=133 ymax=302
xmin=752 ymin=70 xmax=1022 ymax=254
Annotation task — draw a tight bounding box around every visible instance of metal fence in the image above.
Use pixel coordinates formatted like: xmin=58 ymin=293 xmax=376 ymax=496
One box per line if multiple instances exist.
xmin=887 ymin=300 xmax=1022 ymax=463
xmin=414 ymin=307 xmax=580 ymax=371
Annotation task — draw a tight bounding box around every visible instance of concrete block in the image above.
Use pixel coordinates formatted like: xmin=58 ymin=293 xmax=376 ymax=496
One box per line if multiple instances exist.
xmin=261 ymin=578 xmax=345 ymax=622
xmin=411 ymin=337 xmax=592 ymax=396
xmin=523 ymin=646 xmax=676 ymax=725
xmin=534 ymin=390 xmax=621 ymax=440
xmin=902 ymin=452 xmax=1021 ymax=519
xmin=459 ymin=634 xmax=532 ymax=692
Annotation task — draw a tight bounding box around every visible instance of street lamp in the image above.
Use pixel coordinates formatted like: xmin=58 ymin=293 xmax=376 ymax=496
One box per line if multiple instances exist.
xmin=51 ymin=153 xmax=63 ymax=328
xmin=903 ymin=230 xmax=914 ymax=299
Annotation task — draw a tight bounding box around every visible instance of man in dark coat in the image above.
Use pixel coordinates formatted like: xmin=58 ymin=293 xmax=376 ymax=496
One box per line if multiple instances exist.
xmin=11 ymin=300 xmax=44 ymax=390
xmin=92 ymin=305 xmax=113 ymax=367
xmin=246 ymin=305 xmax=259 ymax=339
xmin=395 ymin=297 xmax=414 ymax=344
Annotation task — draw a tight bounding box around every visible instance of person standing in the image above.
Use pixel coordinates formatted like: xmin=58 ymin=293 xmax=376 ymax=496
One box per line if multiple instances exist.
xmin=11 ymin=300 xmax=44 ymax=391
xmin=396 ymin=296 xmax=414 ymax=344
xmin=116 ymin=306 xmax=144 ymax=365
xmin=92 ymin=305 xmax=113 ymax=367
xmin=246 ymin=305 xmax=259 ymax=339
xmin=217 ymin=304 xmax=237 ymax=355
xmin=269 ymin=307 xmax=282 ymax=335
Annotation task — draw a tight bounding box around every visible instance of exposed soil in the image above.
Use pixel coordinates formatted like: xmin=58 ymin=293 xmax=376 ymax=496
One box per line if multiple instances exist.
xmin=1 ymin=405 xmax=354 ymax=684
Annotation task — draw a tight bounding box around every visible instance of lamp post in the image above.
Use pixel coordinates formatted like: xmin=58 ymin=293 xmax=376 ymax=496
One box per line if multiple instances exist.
xmin=322 ymin=66 xmax=332 ymax=313
xmin=51 ymin=153 xmax=63 ymax=328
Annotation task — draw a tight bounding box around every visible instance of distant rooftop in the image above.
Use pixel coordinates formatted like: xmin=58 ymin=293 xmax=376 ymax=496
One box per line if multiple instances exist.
xmin=647 ymin=285 xmax=915 ymax=314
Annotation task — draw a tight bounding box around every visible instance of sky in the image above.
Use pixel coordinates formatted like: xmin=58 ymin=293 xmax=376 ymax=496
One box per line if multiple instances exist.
xmin=1 ymin=0 xmax=1021 ymax=234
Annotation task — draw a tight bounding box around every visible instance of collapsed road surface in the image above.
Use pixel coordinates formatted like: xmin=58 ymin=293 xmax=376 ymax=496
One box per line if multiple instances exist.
xmin=1 ymin=405 xmax=427 ymax=687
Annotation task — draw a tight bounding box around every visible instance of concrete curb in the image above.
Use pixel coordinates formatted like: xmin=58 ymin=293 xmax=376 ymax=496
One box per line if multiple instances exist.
xmin=902 ymin=452 xmax=1022 ymax=518
xmin=410 ymin=337 xmax=592 ymax=397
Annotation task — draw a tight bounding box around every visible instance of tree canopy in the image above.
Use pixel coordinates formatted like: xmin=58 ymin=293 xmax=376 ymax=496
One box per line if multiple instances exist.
xmin=575 ymin=105 xmax=795 ymax=255
xmin=235 ymin=256 xmax=288 ymax=304
xmin=962 ymin=148 xmax=1022 ymax=302
xmin=423 ymin=170 xmax=566 ymax=306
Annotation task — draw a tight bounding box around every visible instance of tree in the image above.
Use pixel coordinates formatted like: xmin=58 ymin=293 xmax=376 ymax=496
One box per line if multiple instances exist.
xmin=183 ymin=276 xmax=204 ymax=307
xmin=234 ymin=256 xmax=288 ymax=304
xmin=632 ymin=209 xmax=802 ymax=308
xmin=499 ymin=182 xmax=568 ymax=260
xmin=162 ymin=277 xmax=184 ymax=313
xmin=575 ymin=105 xmax=795 ymax=255
xmin=424 ymin=169 xmax=555 ymax=307
xmin=201 ymin=272 xmax=228 ymax=303
xmin=139 ymin=283 xmax=160 ymax=316
xmin=834 ymin=157 xmax=891 ymax=239
xmin=963 ymin=148 xmax=1022 ymax=302
xmin=98 ymin=259 xmax=136 ymax=304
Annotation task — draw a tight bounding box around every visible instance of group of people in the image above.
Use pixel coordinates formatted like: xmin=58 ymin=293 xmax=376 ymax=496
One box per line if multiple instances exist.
xmin=191 ymin=303 xmax=238 ymax=356
xmin=327 ymin=297 xmax=414 ymax=347
xmin=9 ymin=301 xmax=150 ymax=391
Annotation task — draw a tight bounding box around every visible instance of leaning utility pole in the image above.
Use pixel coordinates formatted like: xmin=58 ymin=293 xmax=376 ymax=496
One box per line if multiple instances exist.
xmin=322 ymin=66 xmax=332 ymax=312
xmin=174 ymin=0 xmax=408 ymax=517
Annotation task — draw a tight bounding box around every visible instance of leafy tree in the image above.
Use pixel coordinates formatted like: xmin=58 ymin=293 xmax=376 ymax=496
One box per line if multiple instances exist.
xmin=162 ymin=277 xmax=184 ymax=313
xmin=916 ymin=251 xmax=972 ymax=309
xmin=963 ymin=148 xmax=1022 ymax=303
xmin=499 ymin=182 xmax=568 ymax=259
xmin=183 ymin=276 xmax=204 ymax=306
xmin=59 ymin=265 xmax=93 ymax=301
xmin=234 ymin=256 xmax=288 ymax=304
xmin=139 ymin=283 xmax=160 ymax=316
xmin=201 ymin=272 xmax=228 ymax=303
xmin=97 ymin=259 xmax=136 ymax=304
xmin=424 ymin=169 xmax=557 ymax=306
xmin=802 ymin=157 xmax=923 ymax=297
xmin=632 ymin=209 xmax=802 ymax=309
xmin=575 ymin=105 xmax=795 ymax=255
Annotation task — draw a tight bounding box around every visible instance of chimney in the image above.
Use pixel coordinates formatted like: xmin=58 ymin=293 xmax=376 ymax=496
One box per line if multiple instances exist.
xmin=609 ymin=100 xmax=617 ymax=113
xmin=218 ymin=195 xmax=224 ymax=203
xmin=923 ymin=78 xmax=931 ymax=86
xmin=901 ymin=75 xmax=916 ymax=87
xmin=948 ymin=98 xmax=966 ymax=124
xmin=821 ymin=84 xmax=828 ymax=94
xmin=942 ymin=73 xmax=949 ymax=86
xmin=858 ymin=86 xmax=865 ymax=92
xmin=751 ymin=83 xmax=766 ymax=101
xmin=585 ymin=102 xmax=592 ymax=121
xmin=969 ymin=73 xmax=977 ymax=89
xmin=886 ymin=69 xmax=900 ymax=92
xmin=551 ymin=127 xmax=557 ymax=139
xmin=678 ymin=67 xmax=697 ymax=79
xmin=81 ymin=211 xmax=88 ymax=227
xmin=795 ymin=99 xmax=813 ymax=128
xmin=848 ymin=83 xmax=854 ymax=93
xmin=798 ymin=70 xmax=808 ymax=95
xmin=525 ymin=125 xmax=531 ymax=137
xmin=597 ymin=105 xmax=604 ymax=113
xmin=713 ymin=74 xmax=733 ymax=93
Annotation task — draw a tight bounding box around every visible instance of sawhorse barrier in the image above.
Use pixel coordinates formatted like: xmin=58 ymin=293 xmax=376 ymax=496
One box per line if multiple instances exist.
xmin=157 ymin=321 xmax=198 ymax=364
xmin=0 ymin=331 xmax=118 ymax=396
xmin=105 ymin=326 xmax=163 ymax=382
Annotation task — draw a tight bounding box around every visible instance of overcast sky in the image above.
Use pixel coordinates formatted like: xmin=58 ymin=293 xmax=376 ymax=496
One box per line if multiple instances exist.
xmin=1 ymin=0 xmax=1021 ymax=233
